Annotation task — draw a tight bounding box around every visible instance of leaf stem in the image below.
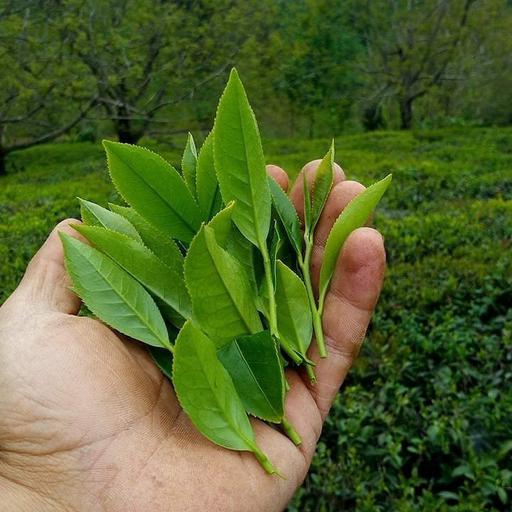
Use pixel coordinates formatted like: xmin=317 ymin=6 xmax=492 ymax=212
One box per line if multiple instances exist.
xmin=250 ymin=444 xmax=280 ymax=475
xmin=305 ymin=363 xmax=317 ymax=383
xmin=318 ymin=293 xmax=326 ymax=319
xmin=261 ymin=244 xmax=303 ymax=447
xmin=261 ymin=247 xmax=304 ymax=366
xmin=300 ymin=233 xmax=327 ymax=358
xmin=261 ymin=245 xmax=278 ymax=338
xmin=162 ymin=339 xmax=175 ymax=354
xmin=279 ymin=337 xmax=304 ymax=365
xmin=281 ymin=417 xmax=302 ymax=446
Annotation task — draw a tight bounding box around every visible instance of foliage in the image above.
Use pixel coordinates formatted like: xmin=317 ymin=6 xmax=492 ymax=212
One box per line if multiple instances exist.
xmin=58 ymin=72 xmax=386 ymax=472
xmin=214 ymin=69 xmax=272 ymax=249
xmin=173 ymin=321 xmax=278 ymax=474
xmin=218 ymin=330 xmax=285 ymax=423
xmin=0 ymin=127 xmax=511 ymax=507
xmin=73 ymin=223 xmax=191 ymax=321
xmin=0 ymin=2 xmax=95 ymax=173
xmin=353 ymin=0 xmax=482 ymax=129
xmin=104 ymin=140 xmax=202 ymax=242
xmin=184 ymin=222 xmax=262 ymax=343
xmin=59 ymin=0 xmax=276 ymax=143
xmin=60 ymin=232 xmax=171 ymax=349
xmin=270 ymin=0 xmax=362 ymax=137
xmin=2 ymin=0 xmax=512 ymax=163
xmin=275 ymin=260 xmax=312 ymax=362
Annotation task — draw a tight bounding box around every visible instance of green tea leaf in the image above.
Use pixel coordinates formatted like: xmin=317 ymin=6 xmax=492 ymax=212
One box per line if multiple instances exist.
xmin=156 ymin=301 xmax=185 ymax=329
xmin=73 ymin=224 xmax=191 ymax=321
xmin=310 ymin=141 xmax=334 ymax=229
xmin=259 ymin=220 xmax=286 ymax=296
xmin=319 ymin=174 xmax=392 ymax=307
xmin=173 ymin=322 xmax=277 ymax=474
xmin=149 ymin=346 xmax=173 ymax=380
xmin=60 ymin=233 xmax=170 ymax=350
xmin=79 ymin=198 xmax=142 ymax=242
xmin=275 ymin=260 xmax=313 ymax=358
xmin=270 ymin=221 xmax=286 ymax=280
xmin=181 ymin=132 xmax=198 ymax=196
xmin=217 ymin=330 xmax=285 ymax=423
xmin=185 ymin=223 xmax=262 ymax=344
xmin=268 ymin=176 xmax=302 ymax=255
xmin=303 ymin=171 xmax=312 ymax=234
xmin=210 ymin=203 xmax=258 ymax=290
xmin=214 ymin=68 xmax=271 ymax=250
xmin=109 ymin=203 xmax=184 ymax=271
xmin=103 ymin=140 xmax=202 ymax=243
xmin=208 ymin=201 xmax=236 ymax=245
xmin=196 ymin=131 xmax=222 ymax=221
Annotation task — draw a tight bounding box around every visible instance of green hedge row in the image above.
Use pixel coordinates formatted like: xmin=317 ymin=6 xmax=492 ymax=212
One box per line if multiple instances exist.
xmin=1 ymin=127 xmax=511 ymax=510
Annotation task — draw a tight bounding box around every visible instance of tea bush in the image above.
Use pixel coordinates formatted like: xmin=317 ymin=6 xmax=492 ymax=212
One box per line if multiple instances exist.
xmin=1 ymin=127 xmax=511 ymax=510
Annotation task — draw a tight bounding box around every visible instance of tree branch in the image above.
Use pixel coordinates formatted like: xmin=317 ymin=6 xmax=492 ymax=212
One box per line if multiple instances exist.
xmin=4 ymin=96 xmax=98 ymax=154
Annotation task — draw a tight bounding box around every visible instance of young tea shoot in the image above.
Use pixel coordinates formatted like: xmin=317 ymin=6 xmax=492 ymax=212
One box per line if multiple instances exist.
xmin=61 ymin=68 xmax=391 ymax=474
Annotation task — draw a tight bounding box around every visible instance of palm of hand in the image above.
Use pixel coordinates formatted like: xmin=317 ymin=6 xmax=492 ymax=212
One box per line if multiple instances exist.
xmin=0 ymin=162 xmax=385 ymax=512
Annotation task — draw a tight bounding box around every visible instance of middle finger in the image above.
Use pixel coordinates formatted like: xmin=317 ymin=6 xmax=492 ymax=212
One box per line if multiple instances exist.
xmin=289 ymin=161 xmax=366 ymax=295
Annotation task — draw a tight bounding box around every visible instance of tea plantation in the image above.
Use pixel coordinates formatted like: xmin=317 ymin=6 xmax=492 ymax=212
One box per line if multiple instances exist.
xmin=1 ymin=127 xmax=511 ymax=510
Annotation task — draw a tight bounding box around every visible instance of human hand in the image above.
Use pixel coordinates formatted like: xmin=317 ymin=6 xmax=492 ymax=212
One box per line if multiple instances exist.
xmin=0 ymin=161 xmax=386 ymax=512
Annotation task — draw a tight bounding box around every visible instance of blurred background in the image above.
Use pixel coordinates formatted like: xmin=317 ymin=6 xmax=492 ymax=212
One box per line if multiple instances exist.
xmin=0 ymin=0 xmax=511 ymax=510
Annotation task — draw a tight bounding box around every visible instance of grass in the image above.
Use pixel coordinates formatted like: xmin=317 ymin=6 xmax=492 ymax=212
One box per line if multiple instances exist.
xmin=1 ymin=127 xmax=511 ymax=510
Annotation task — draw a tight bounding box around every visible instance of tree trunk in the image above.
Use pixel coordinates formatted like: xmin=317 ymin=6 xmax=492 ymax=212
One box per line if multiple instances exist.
xmin=116 ymin=118 xmax=142 ymax=144
xmin=399 ymin=97 xmax=413 ymax=129
xmin=362 ymin=102 xmax=384 ymax=131
xmin=115 ymin=104 xmax=142 ymax=144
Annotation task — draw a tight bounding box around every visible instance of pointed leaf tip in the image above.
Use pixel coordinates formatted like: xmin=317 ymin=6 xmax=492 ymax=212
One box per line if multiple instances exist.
xmin=214 ymin=64 xmax=271 ymax=249
xmin=308 ymin=142 xmax=334 ymax=230
xmin=102 ymin=139 xmax=116 ymax=150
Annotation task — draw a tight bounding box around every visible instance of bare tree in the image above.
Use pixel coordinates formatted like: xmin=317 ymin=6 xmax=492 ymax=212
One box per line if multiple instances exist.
xmin=64 ymin=0 xmax=262 ymax=144
xmin=0 ymin=1 xmax=96 ymax=175
xmin=358 ymin=0 xmax=477 ymax=129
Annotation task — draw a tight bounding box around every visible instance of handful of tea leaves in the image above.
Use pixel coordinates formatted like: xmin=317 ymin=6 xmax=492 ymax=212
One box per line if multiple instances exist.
xmin=61 ymin=69 xmax=391 ymax=474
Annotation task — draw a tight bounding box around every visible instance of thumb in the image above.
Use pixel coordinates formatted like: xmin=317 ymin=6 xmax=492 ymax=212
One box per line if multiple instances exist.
xmin=15 ymin=219 xmax=84 ymax=315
